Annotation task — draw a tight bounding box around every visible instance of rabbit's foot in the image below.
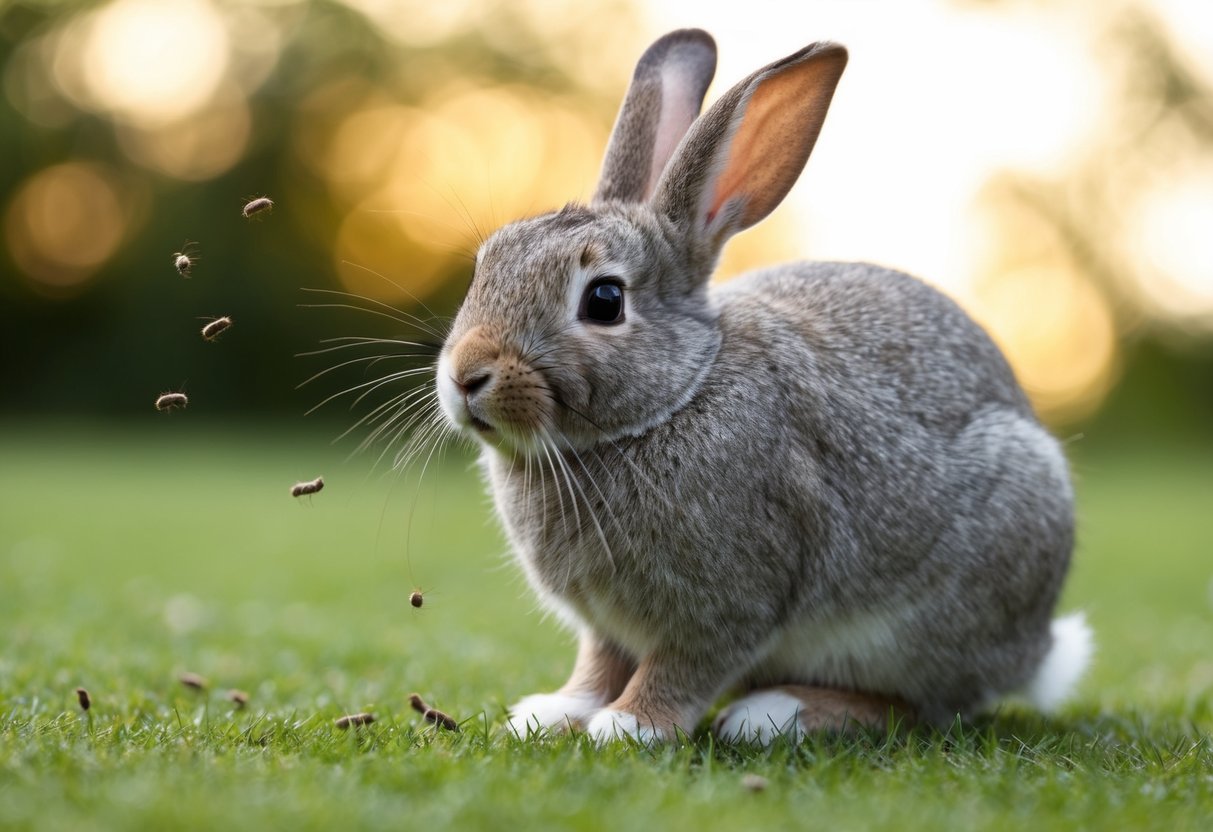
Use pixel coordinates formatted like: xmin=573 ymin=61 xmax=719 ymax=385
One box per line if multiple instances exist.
xmin=714 ymin=686 xmax=911 ymax=745
xmin=585 ymin=709 xmax=666 ymax=745
xmin=712 ymin=690 xmax=805 ymax=745
xmin=506 ymin=691 xmax=603 ymax=737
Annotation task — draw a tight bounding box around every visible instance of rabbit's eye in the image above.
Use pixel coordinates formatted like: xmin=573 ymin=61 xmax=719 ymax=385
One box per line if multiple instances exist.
xmin=582 ymin=280 xmax=624 ymax=325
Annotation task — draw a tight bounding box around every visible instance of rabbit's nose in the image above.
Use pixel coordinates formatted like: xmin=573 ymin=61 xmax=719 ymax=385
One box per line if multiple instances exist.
xmin=448 ymin=325 xmax=500 ymax=400
xmin=456 ymin=371 xmax=492 ymax=399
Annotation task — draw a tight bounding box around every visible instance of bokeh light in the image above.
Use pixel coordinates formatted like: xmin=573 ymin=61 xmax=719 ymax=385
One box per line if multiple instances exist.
xmin=114 ymin=85 xmax=252 ymax=181
xmin=972 ymin=265 xmax=1120 ymax=425
xmin=337 ymin=0 xmax=478 ymax=47
xmin=4 ymin=33 xmax=77 ymax=129
xmin=1130 ymin=164 xmax=1213 ymax=327
xmin=58 ymin=0 xmax=231 ymax=128
xmin=5 ymin=163 xmax=131 ymax=293
xmin=1 ymin=0 xmax=1211 ymax=431
xmin=323 ymin=85 xmax=603 ymax=303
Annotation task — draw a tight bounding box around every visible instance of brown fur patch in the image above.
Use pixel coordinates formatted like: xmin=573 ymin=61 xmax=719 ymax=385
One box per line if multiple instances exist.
xmin=448 ymin=326 xmax=500 ymax=386
xmin=604 ymin=656 xmax=690 ymax=736
xmin=561 ymin=637 xmax=636 ymax=704
xmin=775 ymin=685 xmax=914 ymax=732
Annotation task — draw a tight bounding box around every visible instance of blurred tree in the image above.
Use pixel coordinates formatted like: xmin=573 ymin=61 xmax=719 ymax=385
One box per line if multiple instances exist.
xmin=3 ymin=0 xmax=1211 ymax=454
xmin=0 ymin=0 xmax=636 ymax=427
xmin=959 ymin=1 xmax=1213 ymax=441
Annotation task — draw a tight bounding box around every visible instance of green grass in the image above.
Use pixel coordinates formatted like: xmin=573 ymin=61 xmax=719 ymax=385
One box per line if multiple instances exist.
xmin=1 ymin=422 xmax=1212 ymax=830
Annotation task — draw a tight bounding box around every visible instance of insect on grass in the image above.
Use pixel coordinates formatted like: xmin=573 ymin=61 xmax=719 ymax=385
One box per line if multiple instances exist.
xmin=200 ymin=316 xmax=232 ymax=342
xmin=242 ymin=196 xmax=274 ymax=219
xmin=155 ymin=391 xmax=188 ymax=412
xmin=290 ymin=476 xmax=324 ymax=498
xmin=179 ymin=672 xmax=207 ymax=691
xmin=409 ymin=693 xmax=458 ymax=731
xmin=335 ymin=712 xmax=375 ymax=729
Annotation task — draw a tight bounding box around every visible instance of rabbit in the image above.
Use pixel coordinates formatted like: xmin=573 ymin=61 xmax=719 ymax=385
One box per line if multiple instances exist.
xmin=434 ymin=28 xmax=1093 ymax=744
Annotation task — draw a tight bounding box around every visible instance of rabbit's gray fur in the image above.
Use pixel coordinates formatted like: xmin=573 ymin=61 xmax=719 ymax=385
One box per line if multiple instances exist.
xmin=437 ymin=29 xmax=1087 ymax=741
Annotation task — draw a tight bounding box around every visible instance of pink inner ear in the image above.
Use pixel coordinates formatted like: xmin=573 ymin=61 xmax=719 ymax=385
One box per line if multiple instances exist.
xmin=703 ymin=201 xmax=731 ymax=227
xmin=645 ymin=63 xmax=705 ymax=200
xmin=704 ymin=53 xmax=842 ymax=234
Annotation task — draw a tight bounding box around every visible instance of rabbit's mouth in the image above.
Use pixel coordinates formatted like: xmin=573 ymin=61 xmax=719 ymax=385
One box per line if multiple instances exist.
xmin=469 ymin=414 xmax=494 ymax=434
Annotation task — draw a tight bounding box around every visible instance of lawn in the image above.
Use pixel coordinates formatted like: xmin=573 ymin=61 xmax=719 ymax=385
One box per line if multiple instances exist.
xmin=1 ymin=421 xmax=1211 ymax=830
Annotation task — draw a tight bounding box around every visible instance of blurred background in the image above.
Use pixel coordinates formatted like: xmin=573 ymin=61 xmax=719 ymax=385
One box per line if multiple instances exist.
xmin=1 ymin=0 xmax=1211 ymax=442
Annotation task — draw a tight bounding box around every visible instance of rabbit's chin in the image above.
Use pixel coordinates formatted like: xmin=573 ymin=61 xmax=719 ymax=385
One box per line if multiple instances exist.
xmin=466 ymin=422 xmax=596 ymax=461
xmin=449 ymin=409 xmax=619 ymax=464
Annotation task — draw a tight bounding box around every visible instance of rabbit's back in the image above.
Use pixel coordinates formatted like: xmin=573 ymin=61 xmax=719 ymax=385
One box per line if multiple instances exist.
xmin=714 ymin=260 xmax=1032 ymax=428
xmin=712 ymin=261 xmax=1074 ymax=714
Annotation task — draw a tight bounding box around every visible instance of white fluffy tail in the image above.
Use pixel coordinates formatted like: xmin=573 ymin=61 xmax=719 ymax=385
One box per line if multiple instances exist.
xmin=1024 ymin=613 xmax=1094 ymax=712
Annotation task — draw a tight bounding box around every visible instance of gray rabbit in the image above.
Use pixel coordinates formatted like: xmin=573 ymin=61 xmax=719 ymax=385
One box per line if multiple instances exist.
xmin=435 ymin=29 xmax=1092 ymax=744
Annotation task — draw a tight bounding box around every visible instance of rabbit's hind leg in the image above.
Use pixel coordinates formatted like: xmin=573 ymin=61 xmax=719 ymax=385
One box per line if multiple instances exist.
xmin=712 ymin=685 xmax=913 ymax=746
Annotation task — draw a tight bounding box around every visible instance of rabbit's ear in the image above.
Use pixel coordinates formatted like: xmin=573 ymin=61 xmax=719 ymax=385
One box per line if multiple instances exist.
xmin=593 ymin=29 xmax=717 ymax=204
xmin=653 ymin=42 xmax=847 ymax=252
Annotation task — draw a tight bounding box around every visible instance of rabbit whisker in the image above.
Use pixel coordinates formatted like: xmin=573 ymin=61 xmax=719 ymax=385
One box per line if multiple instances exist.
xmin=542 ymin=427 xmax=583 ymax=542
xmin=336 ymin=385 xmax=421 ymax=446
xmin=382 ymin=415 xmax=432 ymax=473
xmin=381 ymin=394 xmax=443 ymax=466
xmin=339 ymin=394 xmax=435 ymax=473
xmin=296 ymin=353 xmax=434 ymax=389
xmin=552 ymin=395 xmax=677 ymax=514
xmin=418 ymin=180 xmax=488 ymax=249
xmin=565 ymin=445 xmax=629 ymax=563
xmin=349 ymin=367 xmax=435 ymax=410
xmin=354 ymin=386 xmax=437 ymax=451
xmin=539 ymin=437 xmax=579 ymax=595
xmin=319 ymin=335 xmax=443 ymax=347
xmin=534 ymin=444 xmax=550 ymax=544
xmin=298 ymin=337 xmax=442 ymax=357
xmin=301 ymin=283 xmax=451 ymax=331
xmin=544 ymin=425 xmax=616 ymax=574
xmin=507 ymin=443 xmax=534 ymax=541
xmin=299 ymin=300 xmax=446 ymax=341
xmin=379 ymin=409 xmax=436 ymax=474
xmin=537 ymin=435 xmax=572 ymax=546
xmin=403 ymin=406 xmax=449 ymax=493
xmin=334 ymin=261 xmax=449 ymax=327
xmin=392 ymin=402 xmax=452 ymax=474
xmin=305 ymin=367 xmax=433 ymax=416
xmin=299 ymin=289 xmax=448 ymax=342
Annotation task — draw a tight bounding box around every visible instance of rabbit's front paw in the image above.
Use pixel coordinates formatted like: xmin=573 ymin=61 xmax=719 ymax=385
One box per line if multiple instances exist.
xmin=506 ymin=691 xmax=602 ymax=737
xmin=585 ymin=709 xmax=663 ymax=745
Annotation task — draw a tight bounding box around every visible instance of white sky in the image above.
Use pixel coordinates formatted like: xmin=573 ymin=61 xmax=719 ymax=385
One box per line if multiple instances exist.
xmin=640 ymin=0 xmax=1108 ymax=297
